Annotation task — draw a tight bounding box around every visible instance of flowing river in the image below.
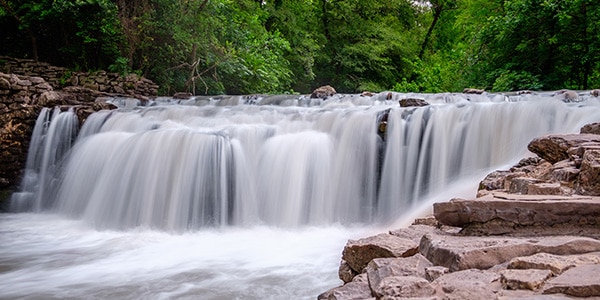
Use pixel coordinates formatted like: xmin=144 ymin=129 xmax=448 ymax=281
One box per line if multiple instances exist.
xmin=1 ymin=92 xmax=599 ymax=299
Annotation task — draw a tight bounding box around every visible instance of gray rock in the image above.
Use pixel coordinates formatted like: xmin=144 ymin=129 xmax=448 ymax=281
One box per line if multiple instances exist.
xmin=366 ymin=255 xmax=432 ymax=292
xmin=399 ymin=98 xmax=429 ymax=107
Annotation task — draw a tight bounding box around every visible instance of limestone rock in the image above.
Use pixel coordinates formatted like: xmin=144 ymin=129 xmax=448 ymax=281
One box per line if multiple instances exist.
xmin=366 ymin=255 xmax=432 ymax=292
xmin=581 ymin=122 xmax=600 ymax=134
xmin=508 ymin=252 xmax=600 ymax=274
xmin=372 ymin=276 xmax=435 ymax=299
xmin=342 ymin=233 xmax=418 ymax=273
xmin=419 ymin=233 xmax=600 ymax=271
xmin=399 ymin=98 xmax=429 ymax=107
xmin=576 ymin=149 xmax=600 ymax=195
xmin=425 ymin=266 xmax=449 ymax=282
xmin=527 ymin=134 xmax=600 ymax=164
xmin=500 ymin=269 xmax=552 ymax=290
xmin=311 ymin=85 xmax=336 ymax=99
xmin=543 ymin=264 xmax=600 ymax=297
xmin=433 ymin=269 xmax=500 ymax=299
xmin=433 ymin=193 xmax=600 ymax=231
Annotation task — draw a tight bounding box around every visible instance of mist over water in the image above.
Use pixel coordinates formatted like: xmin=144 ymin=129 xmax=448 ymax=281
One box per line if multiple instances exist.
xmin=3 ymin=92 xmax=600 ymax=299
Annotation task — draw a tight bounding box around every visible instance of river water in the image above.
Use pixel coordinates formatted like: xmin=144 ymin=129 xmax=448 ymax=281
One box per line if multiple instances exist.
xmin=2 ymin=92 xmax=599 ymax=299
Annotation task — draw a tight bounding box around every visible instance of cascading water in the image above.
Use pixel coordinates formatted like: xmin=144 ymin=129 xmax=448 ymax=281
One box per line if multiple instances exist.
xmin=1 ymin=92 xmax=600 ymax=299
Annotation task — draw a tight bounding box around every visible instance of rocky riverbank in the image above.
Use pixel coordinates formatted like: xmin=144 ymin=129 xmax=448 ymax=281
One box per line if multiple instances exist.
xmin=319 ymin=123 xmax=600 ymax=299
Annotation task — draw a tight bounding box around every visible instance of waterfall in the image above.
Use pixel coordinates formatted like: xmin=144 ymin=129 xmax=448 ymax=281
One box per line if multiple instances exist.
xmin=10 ymin=94 xmax=600 ymax=230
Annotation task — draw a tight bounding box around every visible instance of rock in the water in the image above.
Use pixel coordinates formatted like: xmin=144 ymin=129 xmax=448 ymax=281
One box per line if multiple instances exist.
xmin=554 ymin=89 xmax=579 ymax=102
xmin=366 ymin=255 xmax=432 ymax=292
xmin=310 ymin=85 xmax=336 ymax=99
xmin=173 ymin=92 xmax=192 ymax=99
xmin=419 ymin=233 xmax=600 ymax=271
xmin=527 ymin=134 xmax=600 ymax=164
xmin=581 ymin=122 xmax=600 ymax=135
xmin=508 ymin=252 xmax=600 ymax=274
xmin=591 ymin=89 xmax=600 ymax=97
xmin=342 ymin=233 xmax=418 ymax=273
xmin=543 ymin=264 xmax=600 ymax=297
xmin=500 ymin=269 xmax=553 ymax=290
xmin=463 ymin=88 xmax=485 ymax=94
xmin=399 ymin=98 xmax=429 ymax=107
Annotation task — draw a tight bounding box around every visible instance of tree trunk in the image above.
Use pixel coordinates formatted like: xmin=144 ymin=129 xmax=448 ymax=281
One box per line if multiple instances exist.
xmin=419 ymin=3 xmax=444 ymax=59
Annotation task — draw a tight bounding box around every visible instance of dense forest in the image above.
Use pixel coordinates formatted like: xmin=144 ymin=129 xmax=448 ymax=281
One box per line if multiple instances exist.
xmin=1 ymin=0 xmax=599 ymax=95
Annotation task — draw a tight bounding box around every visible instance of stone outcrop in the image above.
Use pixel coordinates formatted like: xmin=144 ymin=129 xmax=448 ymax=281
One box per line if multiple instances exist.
xmin=319 ymin=122 xmax=600 ymax=299
xmin=0 ymin=72 xmax=118 ymax=188
xmin=310 ymin=85 xmax=336 ymax=99
xmin=0 ymin=56 xmax=158 ymax=97
xmin=463 ymin=88 xmax=485 ymax=94
xmin=399 ymin=98 xmax=429 ymax=107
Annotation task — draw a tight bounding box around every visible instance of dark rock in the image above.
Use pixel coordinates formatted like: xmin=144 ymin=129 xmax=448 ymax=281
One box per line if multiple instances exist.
xmin=527 ymin=134 xmax=600 ymax=164
xmin=173 ymin=92 xmax=192 ymax=99
xmin=576 ymin=149 xmax=600 ymax=195
xmin=311 ymin=85 xmax=336 ymax=99
xmin=399 ymin=98 xmax=429 ymax=107
xmin=581 ymin=122 xmax=600 ymax=134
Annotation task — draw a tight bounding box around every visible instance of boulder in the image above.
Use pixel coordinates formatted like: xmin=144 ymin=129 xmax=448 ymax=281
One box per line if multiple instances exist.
xmin=399 ymin=98 xmax=429 ymax=107
xmin=424 ymin=266 xmax=449 ymax=282
xmin=527 ymin=134 xmax=600 ymax=164
xmin=463 ymin=88 xmax=485 ymax=94
xmin=173 ymin=92 xmax=192 ymax=99
xmin=338 ymin=260 xmax=357 ymax=283
xmin=433 ymin=269 xmax=500 ymax=299
xmin=365 ymin=255 xmax=432 ymax=291
xmin=581 ymin=122 xmax=600 ymax=134
xmin=554 ymin=89 xmax=579 ymax=102
xmin=318 ymin=274 xmax=374 ymax=300
xmin=576 ymin=149 xmax=600 ymax=195
xmin=342 ymin=233 xmax=418 ymax=273
xmin=543 ymin=264 xmax=600 ymax=297
xmin=419 ymin=233 xmax=600 ymax=271
xmin=371 ymin=276 xmax=435 ymax=299
xmin=310 ymin=85 xmax=336 ymax=99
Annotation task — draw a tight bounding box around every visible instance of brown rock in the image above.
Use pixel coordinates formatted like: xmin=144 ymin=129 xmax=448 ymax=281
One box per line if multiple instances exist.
xmin=581 ymin=122 xmax=600 ymax=134
xmin=526 ymin=182 xmax=564 ymax=195
xmin=554 ymin=89 xmax=579 ymax=102
xmin=425 ymin=266 xmax=449 ymax=282
xmin=479 ymin=170 xmax=511 ymax=191
xmin=433 ymin=269 xmax=500 ymax=299
xmin=311 ymin=85 xmax=336 ymax=99
xmin=365 ymin=255 xmax=432 ymax=291
xmin=500 ymin=269 xmax=552 ymax=290
xmin=527 ymin=134 xmax=600 ymax=164
xmin=342 ymin=233 xmax=419 ymax=273
xmin=509 ymin=252 xmax=600 ymax=274
xmin=318 ymin=278 xmax=373 ymax=300
xmin=173 ymin=92 xmax=192 ymax=99
xmin=372 ymin=276 xmax=435 ymax=299
xmin=463 ymin=88 xmax=485 ymax=94
xmin=576 ymin=149 xmax=600 ymax=195
xmin=550 ymin=160 xmax=580 ymax=182
xmin=360 ymin=91 xmax=374 ymax=97
xmin=434 ymin=193 xmax=600 ymax=230
xmin=591 ymin=90 xmax=600 ymax=97
xmin=543 ymin=264 xmax=600 ymax=297
xmin=419 ymin=233 xmax=600 ymax=271
xmin=399 ymin=98 xmax=429 ymax=107
xmin=338 ymin=260 xmax=357 ymax=284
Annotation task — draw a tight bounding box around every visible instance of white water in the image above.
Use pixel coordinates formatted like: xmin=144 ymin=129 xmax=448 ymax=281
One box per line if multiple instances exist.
xmin=3 ymin=92 xmax=600 ymax=299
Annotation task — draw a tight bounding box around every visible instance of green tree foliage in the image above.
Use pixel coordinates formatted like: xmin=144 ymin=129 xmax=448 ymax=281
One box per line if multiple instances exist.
xmin=1 ymin=0 xmax=599 ymax=94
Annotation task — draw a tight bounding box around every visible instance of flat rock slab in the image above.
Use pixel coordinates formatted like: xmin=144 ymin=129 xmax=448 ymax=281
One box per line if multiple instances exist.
xmin=342 ymin=233 xmax=418 ymax=273
xmin=433 ymin=269 xmax=500 ymax=299
xmin=500 ymin=269 xmax=553 ymax=290
xmin=372 ymin=275 xmax=435 ymax=299
xmin=433 ymin=193 xmax=600 ymax=229
xmin=508 ymin=252 xmax=600 ymax=274
xmin=419 ymin=233 xmax=600 ymax=271
xmin=544 ymin=264 xmax=600 ymax=297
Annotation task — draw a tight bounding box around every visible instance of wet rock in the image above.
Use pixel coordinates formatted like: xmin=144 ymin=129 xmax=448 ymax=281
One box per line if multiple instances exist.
xmin=342 ymin=233 xmax=418 ymax=273
xmin=463 ymin=88 xmax=485 ymax=94
xmin=581 ymin=122 xmax=600 ymax=134
xmin=527 ymin=134 xmax=600 ymax=164
xmin=310 ymin=85 xmax=336 ymax=99
xmin=508 ymin=252 xmax=600 ymax=274
xmin=399 ymin=98 xmax=429 ymax=107
xmin=500 ymin=269 xmax=552 ymax=290
xmin=420 ymin=233 xmax=600 ymax=271
xmin=543 ymin=264 xmax=600 ymax=297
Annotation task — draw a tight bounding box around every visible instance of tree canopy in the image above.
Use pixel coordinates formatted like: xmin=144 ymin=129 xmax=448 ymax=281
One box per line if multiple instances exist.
xmin=1 ymin=0 xmax=599 ymax=95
